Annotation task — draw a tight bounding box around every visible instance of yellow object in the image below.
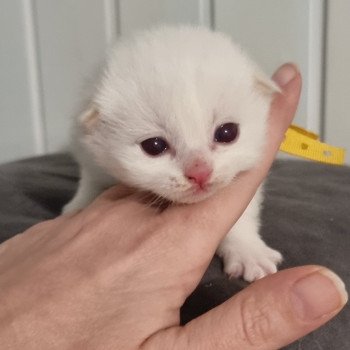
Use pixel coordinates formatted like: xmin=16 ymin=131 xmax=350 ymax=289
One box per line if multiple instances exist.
xmin=279 ymin=125 xmax=346 ymax=165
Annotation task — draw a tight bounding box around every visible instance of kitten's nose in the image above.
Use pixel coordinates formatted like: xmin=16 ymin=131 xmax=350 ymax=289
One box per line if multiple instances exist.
xmin=185 ymin=160 xmax=213 ymax=188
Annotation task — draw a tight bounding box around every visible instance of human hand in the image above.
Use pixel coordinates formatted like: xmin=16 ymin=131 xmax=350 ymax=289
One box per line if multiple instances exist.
xmin=0 ymin=64 xmax=347 ymax=350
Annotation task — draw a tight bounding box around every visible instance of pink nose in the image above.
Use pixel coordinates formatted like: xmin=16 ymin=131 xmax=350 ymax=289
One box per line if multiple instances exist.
xmin=185 ymin=160 xmax=212 ymax=188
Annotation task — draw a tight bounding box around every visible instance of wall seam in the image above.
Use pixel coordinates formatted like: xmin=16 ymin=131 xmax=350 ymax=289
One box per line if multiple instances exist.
xmin=22 ymin=0 xmax=47 ymax=154
xmin=209 ymin=0 xmax=216 ymax=29
xmin=306 ymin=0 xmax=325 ymax=134
xmin=104 ymin=0 xmax=119 ymax=48
xmin=320 ymin=0 xmax=329 ymax=140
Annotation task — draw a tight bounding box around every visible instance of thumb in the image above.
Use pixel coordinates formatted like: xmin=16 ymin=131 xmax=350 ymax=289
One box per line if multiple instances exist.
xmin=143 ymin=266 xmax=348 ymax=350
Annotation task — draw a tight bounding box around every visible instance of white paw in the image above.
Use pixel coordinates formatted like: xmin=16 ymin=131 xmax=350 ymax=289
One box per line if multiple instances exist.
xmin=62 ymin=200 xmax=82 ymax=214
xmin=220 ymin=243 xmax=282 ymax=283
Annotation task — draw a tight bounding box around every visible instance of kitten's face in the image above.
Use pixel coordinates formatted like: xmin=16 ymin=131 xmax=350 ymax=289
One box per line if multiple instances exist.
xmin=81 ymin=27 xmax=277 ymax=203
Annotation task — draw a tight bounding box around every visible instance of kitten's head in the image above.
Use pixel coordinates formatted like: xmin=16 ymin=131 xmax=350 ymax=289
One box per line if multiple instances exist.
xmin=80 ymin=26 xmax=278 ymax=203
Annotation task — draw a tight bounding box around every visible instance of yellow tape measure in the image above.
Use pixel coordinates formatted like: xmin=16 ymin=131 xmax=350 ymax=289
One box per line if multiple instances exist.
xmin=279 ymin=125 xmax=346 ymax=165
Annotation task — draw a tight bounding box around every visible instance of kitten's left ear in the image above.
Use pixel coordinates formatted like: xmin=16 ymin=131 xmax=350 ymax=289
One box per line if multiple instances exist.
xmin=254 ymin=71 xmax=281 ymax=96
xmin=79 ymin=106 xmax=100 ymax=133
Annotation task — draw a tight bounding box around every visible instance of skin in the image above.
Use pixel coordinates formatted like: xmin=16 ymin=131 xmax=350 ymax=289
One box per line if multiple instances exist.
xmin=0 ymin=64 xmax=347 ymax=350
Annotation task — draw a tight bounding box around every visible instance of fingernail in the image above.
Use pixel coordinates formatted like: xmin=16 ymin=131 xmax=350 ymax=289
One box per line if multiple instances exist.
xmin=291 ymin=269 xmax=348 ymax=321
xmin=272 ymin=63 xmax=298 ymax=87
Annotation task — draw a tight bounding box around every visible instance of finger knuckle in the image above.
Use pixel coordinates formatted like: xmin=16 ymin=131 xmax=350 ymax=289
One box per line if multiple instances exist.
xmin=238 ymin=295 xmax=272 ymax=347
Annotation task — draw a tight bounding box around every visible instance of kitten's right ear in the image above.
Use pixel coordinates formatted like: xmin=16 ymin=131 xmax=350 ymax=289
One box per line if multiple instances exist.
xmin=79 ymin=106 xmax=99 ymax=133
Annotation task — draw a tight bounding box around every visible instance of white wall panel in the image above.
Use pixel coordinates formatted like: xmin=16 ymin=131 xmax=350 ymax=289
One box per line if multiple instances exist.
xmin=0 ymin=0 xmax=37 ymax=163
xmin=35 ymin=0 xmax=211 ymax=154
xmin=34 ymin=0 xmax=110 ymax=153
xmin=214 ymin=0 xmax=324 ymax=131
xmin=324 ymin=0 xmax=350 ymax=164
xmin=118 ymin=0 xmax=211 ymax=34
xmin=3 ymin=0 xmax=346 ymax=164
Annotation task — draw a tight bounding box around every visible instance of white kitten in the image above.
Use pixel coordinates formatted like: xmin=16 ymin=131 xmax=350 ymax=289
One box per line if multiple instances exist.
xmin=64 ymin=26 xmax=282 ymax=282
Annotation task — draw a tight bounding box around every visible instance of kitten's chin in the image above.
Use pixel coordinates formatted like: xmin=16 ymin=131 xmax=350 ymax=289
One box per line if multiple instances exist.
xmin=166 ymin=189 xmax=216 ymax=204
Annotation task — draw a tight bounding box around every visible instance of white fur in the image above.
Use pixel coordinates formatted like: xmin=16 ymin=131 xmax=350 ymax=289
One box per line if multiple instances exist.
xmin=64 ymin=26 xmax=282 ymax=281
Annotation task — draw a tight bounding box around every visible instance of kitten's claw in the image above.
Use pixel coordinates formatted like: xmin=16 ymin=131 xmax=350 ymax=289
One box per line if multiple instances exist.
xmin=221 ymin=245 xmax=282 ymax=283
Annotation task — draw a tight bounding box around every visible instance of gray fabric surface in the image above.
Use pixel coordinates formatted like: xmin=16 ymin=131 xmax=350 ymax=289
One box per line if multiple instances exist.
xmin=0 ymin=153 xmax=349 ymax=349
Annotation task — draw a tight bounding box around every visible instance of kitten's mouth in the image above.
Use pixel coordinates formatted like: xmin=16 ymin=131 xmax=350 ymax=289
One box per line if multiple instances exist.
xmin=187 ymin=180 xmax=211 ymax=193
xmin=178 ymin=179 xmax=232 ymax=204
xmin=193 ymin=185 xmax=209 ymax=194
xmin=177 ymin=184 xmax=215 ymax=203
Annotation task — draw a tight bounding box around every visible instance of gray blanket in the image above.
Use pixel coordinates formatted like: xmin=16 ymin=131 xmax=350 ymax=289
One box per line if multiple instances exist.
xmin=0 ymin=154 xmax=349 ymax=349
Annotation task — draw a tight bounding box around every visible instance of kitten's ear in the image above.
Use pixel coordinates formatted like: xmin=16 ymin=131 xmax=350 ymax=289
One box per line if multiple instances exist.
xmin=254 ymin=71 xmax=281 ymax=96
xmin=79 ymin=106 xmax=99 ymax=133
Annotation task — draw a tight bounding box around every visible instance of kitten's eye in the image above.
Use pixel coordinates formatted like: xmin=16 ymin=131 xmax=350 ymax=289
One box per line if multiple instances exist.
xmin=214 ymin=123 xmax=239 ymax=143
xmin=141 ymin=137 xmax=168 ymax=156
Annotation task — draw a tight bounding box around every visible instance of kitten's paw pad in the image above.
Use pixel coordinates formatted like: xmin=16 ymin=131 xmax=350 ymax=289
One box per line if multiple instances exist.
xmin=222 ymin=246 xmax=282 ymax=283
